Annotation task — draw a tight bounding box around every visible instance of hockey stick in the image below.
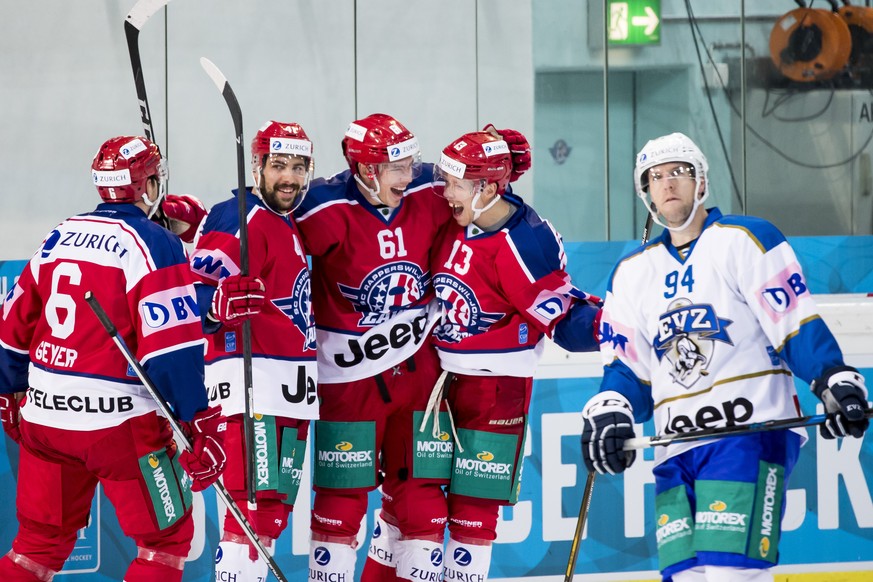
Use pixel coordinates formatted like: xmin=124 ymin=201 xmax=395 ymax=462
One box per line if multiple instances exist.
xmin=124 ymin=0 xmax=171 ymax=143
xmin=564 ymin=194 xmax=654 ymax=581
xmin=125 ymin=0 xmax=172 ymax=231
xmin=563 ymin=471 xmax=595 ymax=582
xmin=199 ymin=57 xmax=258 ymax=510
xmin=624 ymin=408 xmax=873 ymax=450
xmin=84 ymin=292 xmax=289 ymax=582
xmin=640 ymin=213 xmax=654 ymax=247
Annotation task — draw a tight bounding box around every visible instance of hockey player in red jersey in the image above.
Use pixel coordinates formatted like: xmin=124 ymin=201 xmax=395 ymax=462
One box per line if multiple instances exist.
xmin=0 ymin=136 xmax=226 ymax=581
xmin=430 ymin=128 xmax=601 ymax=580
xmin=294 ymin=113 xmax=452 ymax=582
xmin=190 ymin=120 xmax=318 ymax=581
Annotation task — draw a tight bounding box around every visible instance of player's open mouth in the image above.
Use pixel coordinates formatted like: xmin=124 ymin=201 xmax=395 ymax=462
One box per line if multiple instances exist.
xmin=451 ymin=203 xmax=464 ymax=217
xmin=390 ymin=187 xmax=404 ymax=198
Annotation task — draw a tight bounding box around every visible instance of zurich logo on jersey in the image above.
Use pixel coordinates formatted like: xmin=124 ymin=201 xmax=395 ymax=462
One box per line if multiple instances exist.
xmin=214 ymin=546 xmax=223 ymax=564
xmin=430 ymin=548 xmax=443 ymax=567
xmin=337 ymin=261 xmax=430 ymax=327
xmin=653 ymin=299 xmax=733 ymax=389
xmin=372 ymin=522 xmax=382 ymax=538
xmin=452 ymin=546 xmax=473 ymax=566
xmin=271 ymin=270 xmax=316 ymax=351
xmin=313 ymin=546 xmax=331 ymax=566
xmin=41 ymin=230 xmax=61 ymax=259
xmin=433 ymin=273 xmax=503 ymax=343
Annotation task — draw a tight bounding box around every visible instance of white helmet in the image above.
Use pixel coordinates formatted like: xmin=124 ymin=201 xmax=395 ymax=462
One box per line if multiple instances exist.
xmin=633 ymin=132 xmax=709 ymax=233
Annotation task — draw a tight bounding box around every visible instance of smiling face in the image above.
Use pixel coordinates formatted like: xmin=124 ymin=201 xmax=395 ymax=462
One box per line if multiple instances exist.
xmin=356 ymin=156 xmax=418 ymax=208
xmin=256 ymin=153 xmax=308 ymax=213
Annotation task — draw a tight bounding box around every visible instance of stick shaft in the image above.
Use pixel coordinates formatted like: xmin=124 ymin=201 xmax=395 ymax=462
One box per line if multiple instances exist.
xmin=83 ymin=292 xmax=287 ymax=581
xmin=624 ymin=409 xmax=873 ymax=450
xmin=564 ymin=471 xmax=596 ymax=581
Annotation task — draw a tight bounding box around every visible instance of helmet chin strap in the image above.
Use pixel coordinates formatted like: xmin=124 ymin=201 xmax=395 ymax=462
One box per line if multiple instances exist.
xmin=353 ymin=171 xmax=384 ymax=205
xmin=645 ymin=175 xmax=706 ymax=233
xmin=470 ymin=182 xmax=498 ymax=223
xmin=253 ymin=165 xmax=308 ymax=217
xmin=141 ymin=181 xmax=166 ymax=219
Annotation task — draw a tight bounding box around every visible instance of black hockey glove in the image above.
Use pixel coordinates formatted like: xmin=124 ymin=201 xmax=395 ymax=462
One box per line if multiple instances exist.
xmin=811 ymin=365 xmax=870 ymax=439
xmin=581 ymin=390 xmax=636 ymax=475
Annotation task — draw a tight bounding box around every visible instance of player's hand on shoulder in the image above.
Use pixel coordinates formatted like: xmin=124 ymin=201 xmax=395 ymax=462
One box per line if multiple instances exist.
xmin=162 ymin=194 xmax=207 ymax=243
xmin=0 ymin=392 xmax=22 ymax=444
xmin=812 ymin=365 xmax=870 ymax=439
xmin=581 ymin=390 xmax=636 ymax=475
xmin=209 ymin=274 xmax=266 ymax=327
xmin=179 ymin=405 xmax=228 ymax=492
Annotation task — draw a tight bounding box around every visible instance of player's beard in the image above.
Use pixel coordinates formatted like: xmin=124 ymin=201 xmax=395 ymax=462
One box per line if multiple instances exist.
xmin=262 ymin=181 xmax=301 ymax=213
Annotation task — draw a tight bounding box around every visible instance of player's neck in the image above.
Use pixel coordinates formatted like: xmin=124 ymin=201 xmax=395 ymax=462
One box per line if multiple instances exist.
xmin=475 ymin=198 xmax=516 ymax=232
xmin=668 ymin=208 xmax=707 ymax=247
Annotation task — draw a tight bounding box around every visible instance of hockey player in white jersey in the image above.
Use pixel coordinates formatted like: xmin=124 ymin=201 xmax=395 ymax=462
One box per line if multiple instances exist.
xmin=580 ymin=132 xmax=870 ymax=582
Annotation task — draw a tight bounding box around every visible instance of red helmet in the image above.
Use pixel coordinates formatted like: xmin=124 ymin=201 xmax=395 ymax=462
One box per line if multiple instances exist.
xmin=91 ymin=136 xmax=164 ymax=203
xmin=437 ymin=131 xmax=512 ymax=194
xmin=341 ymin=113 xmax=421 ymax=173
xmin=251 ymin=120 xmax=314 ymax=170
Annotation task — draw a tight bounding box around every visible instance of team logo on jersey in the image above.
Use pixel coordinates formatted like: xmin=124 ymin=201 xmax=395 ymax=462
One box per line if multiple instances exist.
xmin=653 ymin=299 xmax=733 ymax=389
xmin=271 ymin=270 xmax=316 ymax=351
xmin=337 ymin=261 xmax=430 ymax=327
xmin=432 ymin=274 xmax=503 ymax=343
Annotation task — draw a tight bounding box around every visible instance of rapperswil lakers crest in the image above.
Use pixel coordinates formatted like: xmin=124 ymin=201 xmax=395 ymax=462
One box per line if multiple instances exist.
xmin=653 ymin=299 xmax=733 ymax=389
xmin=272 ymin=270 xmax=317 ymax=350
xmin=433 ymin=274 xmax=503 ymax=343
xmin=337 ymin=261 xmax=430 ymax=327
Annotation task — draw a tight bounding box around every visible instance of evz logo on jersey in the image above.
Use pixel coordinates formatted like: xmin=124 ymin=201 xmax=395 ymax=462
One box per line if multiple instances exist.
xmin=433 ymin=274 xmax=503 ymax=343
xmin=653 ymin=300 xmax=733 ymax=389
xmin=272 ymin=270 xmax=316 ymax=351
xmin=337 ymin=261 xmax=430 ymax=327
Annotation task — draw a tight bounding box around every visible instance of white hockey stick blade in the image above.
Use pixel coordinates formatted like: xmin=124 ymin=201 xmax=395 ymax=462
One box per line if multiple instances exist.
xmin=200 ymin=57 xmax=228 ymax=93
xmin=126 ymin=0 xmax=172 ymax=31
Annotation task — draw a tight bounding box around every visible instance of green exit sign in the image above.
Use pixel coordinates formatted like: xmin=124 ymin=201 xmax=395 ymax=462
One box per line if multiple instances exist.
xmin=608 ymin=0 xmax=661 ymax=45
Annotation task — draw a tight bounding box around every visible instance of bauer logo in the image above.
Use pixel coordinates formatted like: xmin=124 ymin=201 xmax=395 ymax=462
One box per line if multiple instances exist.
xmin=92 ymin=169 xmax=132 ymax=186
xmin=482 ymin=140 xmax=509 ymax=157
xmin=345 ymin=122 xmax=367 ymax=142
xmin=120 ymin=138 xmax=147 ymax=158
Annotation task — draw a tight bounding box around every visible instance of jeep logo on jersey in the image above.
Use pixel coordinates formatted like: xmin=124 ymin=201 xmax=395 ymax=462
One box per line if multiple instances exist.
xmin=653 ymin=300 xmax=733 ymax=389
xmin=432 ymin=274 xmax=503 ymax=343
xmin=337 ymin=261 xmax=429 ymax=325
xmin=272 ymin=270 xmax=316 ymax=351
xmin=139 ymin=289 xmax=200 ymax=334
